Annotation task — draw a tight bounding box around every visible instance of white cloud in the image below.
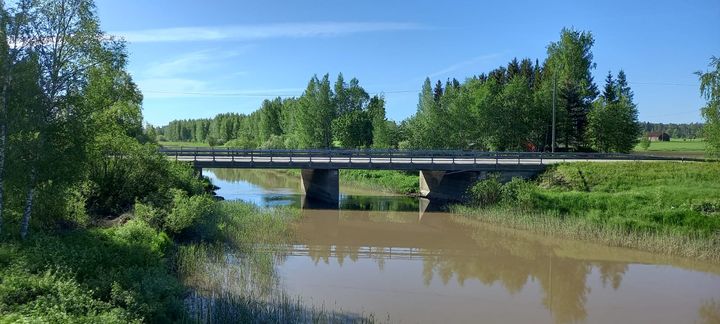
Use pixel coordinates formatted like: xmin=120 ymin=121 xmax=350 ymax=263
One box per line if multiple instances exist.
xmin=428 ymin=53 xmax=503 ymax=78
xmin=115 ymin=22 xmax=423 ymax=43
xmin=143 ymin=48 xmax=248 ymax=78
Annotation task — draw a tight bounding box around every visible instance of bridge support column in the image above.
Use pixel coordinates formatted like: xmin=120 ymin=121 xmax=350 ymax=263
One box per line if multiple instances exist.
xmin=300 ymin=169 xmax=339 ymax=206
xmin=193 ymin=165 xmax=203 ymax=178
xmin=419 ymin=171 xmax=481 ymax=201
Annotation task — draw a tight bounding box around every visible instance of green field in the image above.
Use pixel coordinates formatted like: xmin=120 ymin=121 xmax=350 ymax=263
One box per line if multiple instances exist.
xmin=633 ymin=139 xmax=706 ymax=157
xmin=158 ymin=141 xmax=209 ymax=147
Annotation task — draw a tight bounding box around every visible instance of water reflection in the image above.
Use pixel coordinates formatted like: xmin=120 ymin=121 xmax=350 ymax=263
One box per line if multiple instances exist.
xmin=206 ymin=169 xmax=720 ymax=324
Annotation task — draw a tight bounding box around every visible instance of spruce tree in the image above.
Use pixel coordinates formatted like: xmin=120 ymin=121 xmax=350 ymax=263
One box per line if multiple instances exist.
xmin=602 ymin=71 xmax=617 ymax=103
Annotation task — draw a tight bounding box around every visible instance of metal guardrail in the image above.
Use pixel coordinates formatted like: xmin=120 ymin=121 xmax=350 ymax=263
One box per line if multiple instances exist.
xmin=158 ymin=147 xmax=699 ymax=166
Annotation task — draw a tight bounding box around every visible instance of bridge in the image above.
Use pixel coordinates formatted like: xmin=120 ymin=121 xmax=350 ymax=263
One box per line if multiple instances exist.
xmin=159 ymin=147 xmax=686 ymax=203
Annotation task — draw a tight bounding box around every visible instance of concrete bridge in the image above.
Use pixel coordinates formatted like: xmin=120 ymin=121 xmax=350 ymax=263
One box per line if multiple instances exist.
xmin=159 ymin=148 xmax=681 ymax=203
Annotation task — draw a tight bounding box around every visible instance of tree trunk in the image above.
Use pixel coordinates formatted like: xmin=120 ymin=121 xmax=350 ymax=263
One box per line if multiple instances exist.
xmin=0 ymin=73 xmax=8 ymax=237
xmin=19 ymin=169 xmax=36 ymax=240
xmin=0 ymin=122 xmax=5 ymax=236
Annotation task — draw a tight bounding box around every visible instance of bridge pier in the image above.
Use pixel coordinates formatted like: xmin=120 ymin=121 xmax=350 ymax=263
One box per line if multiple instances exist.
xmin=300 ymin=169 xmax=339 ymax=206
xmin=193 ymin=165 xmax=203 ymax=178
xmin=419 ymin=170 xmax=481 ymax=201
xmin=419 ymin=168 xmax=546 ymax=201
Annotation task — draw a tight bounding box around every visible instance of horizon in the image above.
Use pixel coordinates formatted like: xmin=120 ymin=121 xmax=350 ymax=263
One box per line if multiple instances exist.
xmin=95 ymin=0 xmax=720 ymax=126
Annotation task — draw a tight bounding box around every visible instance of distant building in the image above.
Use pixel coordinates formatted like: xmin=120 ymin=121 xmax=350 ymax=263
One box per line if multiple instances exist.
xmin=647 ymin=132 xmax=671 ymax=142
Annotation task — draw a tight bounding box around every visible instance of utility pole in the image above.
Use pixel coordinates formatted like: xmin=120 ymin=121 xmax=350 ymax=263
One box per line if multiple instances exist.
xmin=551 ymin=71 xmax=557 ymax=153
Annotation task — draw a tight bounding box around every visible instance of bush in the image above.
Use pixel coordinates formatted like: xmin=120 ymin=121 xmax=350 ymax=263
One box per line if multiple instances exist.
xmin=164 ymin=189 xmax=216 ymax=235
xmin=0 ymin=220 xmax=184 ymax=322
xmin=468 ymin=175 xmax=503 ymax=206
xmin=501 ymin=177 xmax=535 ymax=208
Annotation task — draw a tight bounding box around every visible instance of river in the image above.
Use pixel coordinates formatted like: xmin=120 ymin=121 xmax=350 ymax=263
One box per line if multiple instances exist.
xmin=202 ymin=168 xmax=720 ymax=324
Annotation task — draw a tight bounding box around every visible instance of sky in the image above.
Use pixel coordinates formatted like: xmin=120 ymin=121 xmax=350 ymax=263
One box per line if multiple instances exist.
xmin=94 ymin=0 xmax=720 ymax=126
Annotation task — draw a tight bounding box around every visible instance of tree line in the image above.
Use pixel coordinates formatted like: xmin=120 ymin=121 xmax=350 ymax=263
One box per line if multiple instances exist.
xmin=641 ymin=122 xmax=704 ymax=139
xmin=154 ymin=74 xmax=399 ymax=149
xmin=0 ymin=0 xmax=207 ymax=239
xmin=157 ymin=28 xmax=642 ymax=154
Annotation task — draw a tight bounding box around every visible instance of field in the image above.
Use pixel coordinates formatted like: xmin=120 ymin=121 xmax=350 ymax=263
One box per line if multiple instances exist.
xmin=158 ymin=141 xmax=209 ymax=148
xmin=633 ymin=138 xmax=706 ymax=158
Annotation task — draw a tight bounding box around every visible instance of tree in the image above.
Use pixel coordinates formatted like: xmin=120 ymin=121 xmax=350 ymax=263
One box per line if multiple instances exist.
xmin=19 ymin=0 xmax=105 ymax=239
xmin=602 ymin=71 xmax=617 ymax=103
xmin=331 ymin=109 xmax=371 ymax=148
xmin=259 ymin=97 xmax=283 ymax=140
xmin=696 ymin=56 xmax=720 ymax=156
xmin=587 ymin=72 xmax=641 ymax=153
xmin=616 ymin=70 xmax=633 ymax=101
xmin=295 ymin=74 xmax=336 ymax=148
xmin=0 ymin=0 xmax=33 ymax=236
xmin=545 ymin=28 xmax=599 ymax=150
xmin=367 ymin=95 xmax=391 ymax=148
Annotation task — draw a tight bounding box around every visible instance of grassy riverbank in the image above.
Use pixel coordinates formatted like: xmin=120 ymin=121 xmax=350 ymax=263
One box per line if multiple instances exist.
xmin=0 ymin=199 xmax=377 ymax=322
xmin=280 ymin=169 xmax=418 ymax=194
xmin=455 ymin=161 xmax=720 ymax=262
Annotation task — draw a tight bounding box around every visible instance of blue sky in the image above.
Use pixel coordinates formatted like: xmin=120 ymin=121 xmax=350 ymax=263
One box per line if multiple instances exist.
xmin=94 ymin=0 xmax=720 ymax=126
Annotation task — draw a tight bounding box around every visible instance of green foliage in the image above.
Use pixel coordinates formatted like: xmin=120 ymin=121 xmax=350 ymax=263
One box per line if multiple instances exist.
xmin=0 ymin=220 xmax=183 ymax=322
xmin=341 ymin=170 xmax=418 ymax=194
xmin=164 ymin=190 xmax=215 ymax=235
xmin=468 ymin=175 xmax=504 ymax=205
xmin=587 ymin=97 xmax=641 ymax=152
xmin=332 ymin=109 xmax=372 ymax=148
xmin=639 ymin=135 xmax=652 ymax=151
xmin=696 ymin=56 xmax=720 ymax=156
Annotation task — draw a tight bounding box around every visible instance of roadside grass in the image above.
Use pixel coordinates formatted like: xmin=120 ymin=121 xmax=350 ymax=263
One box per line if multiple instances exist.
xmin=457 ymin=161 xmax=720 ymax=262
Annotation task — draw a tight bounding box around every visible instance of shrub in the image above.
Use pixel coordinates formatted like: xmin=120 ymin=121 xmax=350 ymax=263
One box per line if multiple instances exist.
xmin=501 ymin=177 xmax=536 ymax=208
xmin=165 ymin=189 xmax=216 ymax=234
xmin=468 ymin=175 xmax=503 ymax=206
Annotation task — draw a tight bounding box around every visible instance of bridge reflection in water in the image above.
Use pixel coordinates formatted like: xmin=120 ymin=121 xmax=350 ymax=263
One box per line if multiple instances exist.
xmin=207 ymin=168 xmax=720 ymax=324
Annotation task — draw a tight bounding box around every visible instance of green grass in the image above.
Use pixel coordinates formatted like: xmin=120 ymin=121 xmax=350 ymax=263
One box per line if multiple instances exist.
xmin=340 ymin=170 xmax=418 ymax=194
xmin=634 ymin=138 xmax=706 ymax=157
xmin=158 ymin=141 xmax=209 ymax=148
xmin=458 ymin=161 xmax=720 ymax=261
xmin=279 ymin=169 xmax=419 ymax=195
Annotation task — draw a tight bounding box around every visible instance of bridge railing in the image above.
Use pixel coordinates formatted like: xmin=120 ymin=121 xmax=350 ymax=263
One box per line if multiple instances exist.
xmin=157 ymin=147 xmax=691 ymax=165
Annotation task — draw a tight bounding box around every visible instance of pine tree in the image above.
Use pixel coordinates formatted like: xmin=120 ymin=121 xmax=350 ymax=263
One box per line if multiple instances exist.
xmin=616 ymin=70 xmax=633 ymax=101
xmin=433 ymin=80 xmax=443 ymax=103
xmin=602 ymin=71 xmax=617 ymax=103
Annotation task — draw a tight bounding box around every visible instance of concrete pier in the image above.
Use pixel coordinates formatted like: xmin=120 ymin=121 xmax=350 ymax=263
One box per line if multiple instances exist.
xmin=300 ymin=169 xmax=340 ymax=205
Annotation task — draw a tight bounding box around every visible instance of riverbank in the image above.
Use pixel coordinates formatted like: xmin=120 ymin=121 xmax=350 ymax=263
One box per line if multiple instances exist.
xmin=280 ymin=169 xmax=419 ymax=195
xmin=0 ymin=199 xmax=377 ymax=322
xmin=454 ymin=161 xmax=720 ymax=262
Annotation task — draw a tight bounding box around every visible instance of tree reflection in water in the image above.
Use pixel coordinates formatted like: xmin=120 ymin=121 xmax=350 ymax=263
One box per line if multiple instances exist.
xmin=206 ymin=168 xmax=720 ymax=324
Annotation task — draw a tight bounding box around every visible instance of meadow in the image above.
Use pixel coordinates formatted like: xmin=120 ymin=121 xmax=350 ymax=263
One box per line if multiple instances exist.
xmin=458 ymin=161 xmax=720 ymax=261
xmin=633 ymin=138 xmax=707 ymax=157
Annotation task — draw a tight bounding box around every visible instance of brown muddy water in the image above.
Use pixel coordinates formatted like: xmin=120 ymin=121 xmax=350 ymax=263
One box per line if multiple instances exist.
xmin=204 ymin=169 xmax=720 ymax=324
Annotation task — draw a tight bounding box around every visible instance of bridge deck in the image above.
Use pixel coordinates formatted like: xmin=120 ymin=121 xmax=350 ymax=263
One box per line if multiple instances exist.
xmin=160 ymin=148 xmax=685 ymax=171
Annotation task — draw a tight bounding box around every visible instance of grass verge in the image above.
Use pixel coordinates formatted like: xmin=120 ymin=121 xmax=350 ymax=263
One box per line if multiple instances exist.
xmin=457 ymin=161 xmax=720 ymax=262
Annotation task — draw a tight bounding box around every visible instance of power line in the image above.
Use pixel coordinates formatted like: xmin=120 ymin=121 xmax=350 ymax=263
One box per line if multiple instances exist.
xmin=141 ymin=81 xmax=700 ymax=98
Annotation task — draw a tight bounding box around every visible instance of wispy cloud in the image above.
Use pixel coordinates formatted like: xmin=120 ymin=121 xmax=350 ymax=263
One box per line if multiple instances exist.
xmin=427 ymin=53 xmax=503 ymax=78
xmin=144 ymin=48 xmax=249 ymax=78
xmin=116 ymin=22 xmax=423 ymax=43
